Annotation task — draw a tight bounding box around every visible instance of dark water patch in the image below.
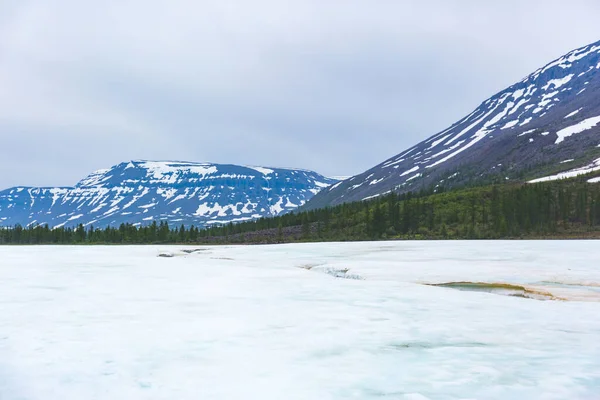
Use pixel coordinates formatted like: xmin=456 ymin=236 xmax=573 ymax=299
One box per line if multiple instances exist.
xmin=385 ymin=341 xmax=489 ymax=351
xmin=181 ymin=248 xmax=208 ymax=254
xmin=297 ymin=265 xmax=364 ymax=280
xmin=427 ymin=282 xmax=558 ymax=301
xmin=297 ymin=264 xmax=323 ymax=270
xmin=323 ymin=268 xmax=363 ymax=280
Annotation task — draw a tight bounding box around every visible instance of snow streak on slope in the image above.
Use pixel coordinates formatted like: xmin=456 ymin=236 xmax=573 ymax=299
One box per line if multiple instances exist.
xmin=306 ymin=40 xmax=600 ymax=208
xmin=0 ymin=161 xmax=337 ymax=228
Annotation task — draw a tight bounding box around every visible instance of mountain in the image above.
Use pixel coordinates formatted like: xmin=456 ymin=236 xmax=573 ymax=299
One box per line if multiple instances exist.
xmin=306 ymin=40 xmax=600 ymax=209
xmin=0 ymin=161 xmax=337 ymax=229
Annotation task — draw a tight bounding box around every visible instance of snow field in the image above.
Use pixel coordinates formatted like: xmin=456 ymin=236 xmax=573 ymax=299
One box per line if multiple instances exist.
xmin=1 ymin=241 xmax=599 ymax=399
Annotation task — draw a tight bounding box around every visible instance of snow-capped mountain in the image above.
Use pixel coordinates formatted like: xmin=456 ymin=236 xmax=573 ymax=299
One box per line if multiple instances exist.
xmin=307 ymin=40 xmax=600 ymax=209
xmin=0 ymin=161 xmax=337 ymax=228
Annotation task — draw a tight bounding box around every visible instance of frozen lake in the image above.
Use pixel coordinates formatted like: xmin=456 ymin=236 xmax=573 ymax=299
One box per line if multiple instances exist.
xmin=1 ymin=241 xmax=600 ymax=399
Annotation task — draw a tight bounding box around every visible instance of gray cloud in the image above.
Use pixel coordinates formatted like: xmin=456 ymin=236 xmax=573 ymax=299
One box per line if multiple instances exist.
xmin=1 ymin=0 xmax=600 ymax=188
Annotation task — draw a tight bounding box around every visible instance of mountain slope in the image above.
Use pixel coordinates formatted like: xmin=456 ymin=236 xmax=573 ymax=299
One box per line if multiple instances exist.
xmin=0 ymin=161 xmax=337 ymax=228
xmin=307 ymin=40 xmax=600 ymax=209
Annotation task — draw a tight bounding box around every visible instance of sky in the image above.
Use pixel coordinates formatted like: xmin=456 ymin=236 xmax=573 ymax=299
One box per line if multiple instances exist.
xmin=1 ymin=1 xmax=599 ymax=188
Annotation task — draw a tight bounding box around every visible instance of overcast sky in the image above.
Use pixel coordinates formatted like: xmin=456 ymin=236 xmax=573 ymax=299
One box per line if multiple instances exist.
xmin=1 ymin=0 xmax=599 ymax=188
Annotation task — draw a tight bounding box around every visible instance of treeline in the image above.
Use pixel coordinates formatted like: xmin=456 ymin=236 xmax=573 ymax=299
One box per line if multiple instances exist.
xmin=209 ymin=179 xmax=600 ymax=242
xmin=1 ymin=179 xmax=600 ymax=244
xmin=0 ymin=221 xmax=205 ymax=245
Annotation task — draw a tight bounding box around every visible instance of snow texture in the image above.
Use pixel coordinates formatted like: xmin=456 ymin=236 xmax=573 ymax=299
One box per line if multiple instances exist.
xmin=1 ymin=241 xmax=599 ymax=400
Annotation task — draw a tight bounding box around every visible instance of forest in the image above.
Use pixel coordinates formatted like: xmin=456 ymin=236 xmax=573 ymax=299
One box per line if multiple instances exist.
xmin=1 ymin=177 xmax=600 ymax=245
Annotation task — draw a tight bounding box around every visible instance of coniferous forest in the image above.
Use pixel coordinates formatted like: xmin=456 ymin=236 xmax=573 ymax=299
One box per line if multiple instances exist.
xmin=1 ymin=178 xmax=600 ymax=245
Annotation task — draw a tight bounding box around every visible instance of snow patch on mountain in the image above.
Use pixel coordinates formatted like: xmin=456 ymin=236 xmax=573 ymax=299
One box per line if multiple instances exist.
xmin=0 ymin=161 xmax=338 ymax=228
xmin=529 ymin=157 xmax=600 ymax=183
xmin=565 ymin=108 xmax=582 ymax=119
xmin=555 ymin=116 xmax=600 ymax=144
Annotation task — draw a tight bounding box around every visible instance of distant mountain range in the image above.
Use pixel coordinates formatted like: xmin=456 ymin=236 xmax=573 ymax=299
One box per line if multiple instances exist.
xmin=306 ymin=40 xmax=600 ymax=209
xmin=0 ymin=161 xmax=337 ymax=228
xmin=3 ymin=40 xmax=600 ymax=229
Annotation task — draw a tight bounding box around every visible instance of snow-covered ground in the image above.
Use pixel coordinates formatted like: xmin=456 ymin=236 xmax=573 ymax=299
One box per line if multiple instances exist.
xmin=528 ymin=156 xmax=600 ymax=183
xmin=1 ymin=241 xmax=600 ymax=399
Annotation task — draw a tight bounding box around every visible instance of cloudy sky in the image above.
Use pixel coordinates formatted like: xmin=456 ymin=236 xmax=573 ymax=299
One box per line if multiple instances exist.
xmin=1 ymin=0 xmax=599 ymax=188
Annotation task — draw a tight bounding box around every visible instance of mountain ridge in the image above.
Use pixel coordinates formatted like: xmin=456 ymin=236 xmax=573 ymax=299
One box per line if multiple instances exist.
xmin=305 ymin=39 xmax=600 ymax=209
xmin=0 ymin=160 xmax=337 ymax=228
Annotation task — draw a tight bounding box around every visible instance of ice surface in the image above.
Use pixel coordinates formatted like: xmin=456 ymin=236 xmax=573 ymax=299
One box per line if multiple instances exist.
xmin=1 ymin=242 xmax=600 ymax=400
